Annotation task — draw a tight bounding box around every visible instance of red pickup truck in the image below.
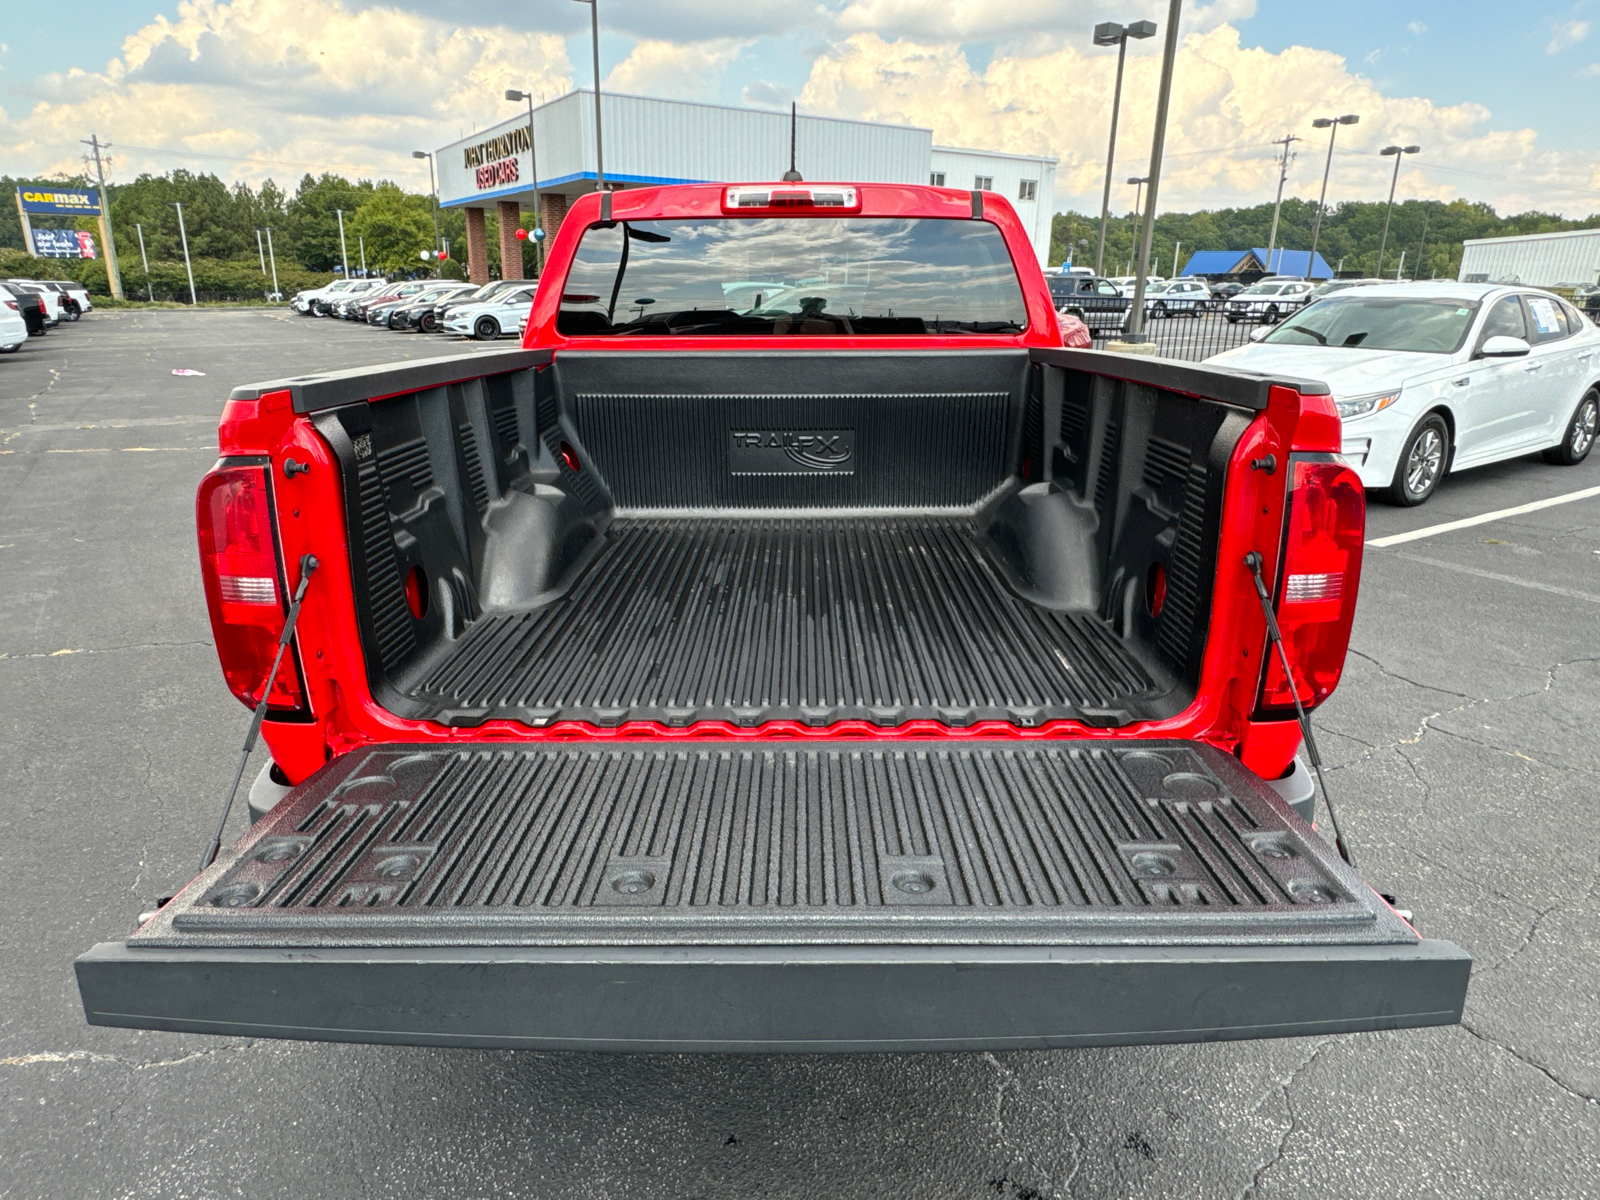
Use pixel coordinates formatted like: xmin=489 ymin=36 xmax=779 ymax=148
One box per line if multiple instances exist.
xmin=78 ymin=183 xmax=1468 ymax=1050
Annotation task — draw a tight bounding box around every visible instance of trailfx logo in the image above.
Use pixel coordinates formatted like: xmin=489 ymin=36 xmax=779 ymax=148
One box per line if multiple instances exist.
xmin=729 ymin=430 xmax=855 ymax=474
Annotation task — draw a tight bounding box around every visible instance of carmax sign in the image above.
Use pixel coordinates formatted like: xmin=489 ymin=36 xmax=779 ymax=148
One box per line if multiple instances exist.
xmin=17 ymin=186 xmax=102 ymax=216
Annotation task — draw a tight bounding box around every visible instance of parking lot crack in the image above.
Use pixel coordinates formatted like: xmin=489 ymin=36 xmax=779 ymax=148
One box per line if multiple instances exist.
xmin=1235 ymin=1039 xmax=1333 ymax=1200
xmin=1345 ymin=648 xmax=1472 ymax=700
xmin=1457 ymin=1021 xmax=1598 ymax=1107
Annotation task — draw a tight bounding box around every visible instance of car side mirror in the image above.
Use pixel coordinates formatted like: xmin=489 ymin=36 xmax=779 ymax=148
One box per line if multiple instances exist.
xmin=1249 ymin=325 xmax=1273 ymax=342
xmin=1479 ymin=335 xmax=1531 ymax=358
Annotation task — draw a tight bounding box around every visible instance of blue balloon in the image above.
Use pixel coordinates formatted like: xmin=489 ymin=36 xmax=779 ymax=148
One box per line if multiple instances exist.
xmin=533 ymin=228 xmax=546 ymax=242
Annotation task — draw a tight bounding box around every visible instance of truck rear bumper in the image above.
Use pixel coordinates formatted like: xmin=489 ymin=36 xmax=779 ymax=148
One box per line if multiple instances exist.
xmin=77 ymin=938 xmax=1469 ymax=1052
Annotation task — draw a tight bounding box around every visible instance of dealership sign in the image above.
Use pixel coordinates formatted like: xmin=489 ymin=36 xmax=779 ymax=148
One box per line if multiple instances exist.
xmin=31 ymin=229 xmax=98 ymax=259
xmin=462 ymin=128 xmax=530 ymax=191
xmin=17 ymin=185 xmax=102 ymax=216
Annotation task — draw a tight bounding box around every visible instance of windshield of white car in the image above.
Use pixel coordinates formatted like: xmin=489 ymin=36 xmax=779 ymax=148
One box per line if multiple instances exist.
xmin=1262 ymin=296 xmax=1483 ymax=353
xmin=558 ymin=217 xmax=1027 ymax=336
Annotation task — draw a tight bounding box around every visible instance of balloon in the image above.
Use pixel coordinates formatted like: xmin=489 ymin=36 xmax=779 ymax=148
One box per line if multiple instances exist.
xmin=515 ymin=228 xmax=528 ymax=241
xmin=418 ymin=250 xmax=430 ymax=261
xmin=533 ymin=228 xmax=546 ymax=242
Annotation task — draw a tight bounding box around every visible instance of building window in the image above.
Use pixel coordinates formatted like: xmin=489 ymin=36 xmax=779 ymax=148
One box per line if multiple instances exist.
xmin=930 ymin=172 xmax=946 ymax=186
xmin=974 ymin=175 xmax=993 ymax=191
xmin=1018 ymin=179 xmax=1037 ymax=201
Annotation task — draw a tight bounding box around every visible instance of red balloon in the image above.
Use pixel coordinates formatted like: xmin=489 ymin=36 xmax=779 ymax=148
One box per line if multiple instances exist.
xmin=515 ymin=228 xmax=528 ymax=241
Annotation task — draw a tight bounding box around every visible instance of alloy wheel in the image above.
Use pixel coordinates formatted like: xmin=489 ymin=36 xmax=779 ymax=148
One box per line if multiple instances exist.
xmin=1574 ymin=398 xmax=1598 ymax=458
xmin=1406 ymin=427 xmax=1444 ymax=497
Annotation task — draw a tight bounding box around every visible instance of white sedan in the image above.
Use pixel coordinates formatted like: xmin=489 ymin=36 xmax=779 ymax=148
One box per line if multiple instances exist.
xmin=1210 ymin=282 xmax=1600 ymax=505
xmin=442 ymin=283 xmax=538 ymax=340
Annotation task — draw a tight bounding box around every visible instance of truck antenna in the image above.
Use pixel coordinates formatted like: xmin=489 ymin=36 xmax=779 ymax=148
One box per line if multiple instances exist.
xmin=782 ymin=102 xmax=803 ymax=182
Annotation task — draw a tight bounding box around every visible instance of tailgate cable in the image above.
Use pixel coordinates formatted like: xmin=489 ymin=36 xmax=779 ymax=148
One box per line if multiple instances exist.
xmin=1243 ymin=551 xmax=1355 ymax=868
xmin=199 ymin=554 xmax=319 ymax=872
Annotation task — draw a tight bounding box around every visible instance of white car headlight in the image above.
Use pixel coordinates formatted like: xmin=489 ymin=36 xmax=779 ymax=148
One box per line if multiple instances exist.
xmin=1334 ymin=390 xmax=1400 ymax=421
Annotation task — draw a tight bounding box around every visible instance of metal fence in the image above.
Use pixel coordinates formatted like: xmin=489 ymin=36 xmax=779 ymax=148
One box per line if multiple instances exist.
xmin=1080 ymin=301 xmax=1263 ymax=362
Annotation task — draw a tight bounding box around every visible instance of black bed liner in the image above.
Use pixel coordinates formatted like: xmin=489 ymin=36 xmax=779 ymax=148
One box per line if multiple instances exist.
xmin=80 ymin=740 xmax=1469 ymax=1049
xmin=397 ymin=515 xmax=1171 ymax=729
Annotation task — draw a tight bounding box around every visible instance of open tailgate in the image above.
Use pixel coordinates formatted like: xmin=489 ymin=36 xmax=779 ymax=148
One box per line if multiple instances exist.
xmin=78 ymin=740 xmax=1469 ymax=1051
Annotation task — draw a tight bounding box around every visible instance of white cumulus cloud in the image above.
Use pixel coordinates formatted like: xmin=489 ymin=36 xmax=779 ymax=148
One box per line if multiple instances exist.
xmin=1547 ymin=18 xmax=1590 ymax=54
xmin=798 ymin=25 xmax=1600 ymax=215
xmin=4 ymin=0 xmax=570 ymax=190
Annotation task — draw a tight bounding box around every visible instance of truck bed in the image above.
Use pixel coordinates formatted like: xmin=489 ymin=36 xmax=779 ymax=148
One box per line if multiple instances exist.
xmin=403 ymin=514 xmax=1160 ymax=728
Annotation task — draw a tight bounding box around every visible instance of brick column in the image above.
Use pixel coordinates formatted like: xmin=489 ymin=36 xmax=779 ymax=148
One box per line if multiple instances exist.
xmin=464 ymin=207 xmax=488 ymax=285
xmin=497 ymin=201 xmax=523 ymax=281
xmin=541 ymin=193 xmax=569 ymax=248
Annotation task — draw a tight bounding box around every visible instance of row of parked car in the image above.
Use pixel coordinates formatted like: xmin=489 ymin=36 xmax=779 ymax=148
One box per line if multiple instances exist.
xmin=0 ymin=278 xmax=94 ymax=352
xmin=288 ymin=276 xmax=538 ymax=340
xmin=1048 ymin=271 xmax=1401 ymax=335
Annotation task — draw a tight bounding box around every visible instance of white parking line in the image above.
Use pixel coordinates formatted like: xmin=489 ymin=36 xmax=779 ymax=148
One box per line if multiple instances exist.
xmin=1389 ymin=552 xmax=1600 ymax=604
xmin=1366 ymin=484 xmax=1600 ymax=547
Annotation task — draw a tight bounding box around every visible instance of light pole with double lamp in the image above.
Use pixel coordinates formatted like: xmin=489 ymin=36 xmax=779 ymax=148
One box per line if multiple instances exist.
xmin=1091 ymin=19 xmax=1157 ymax=277
xmin=505 ymin=88 xmax=545 ymax=272
xmin=412 ymin=150 xmax=441 ymax=266
xmin=571 ymin=0 xmax=605 ymax=191
xmin=1308 ymin=114 xmax=1359 ymax=278
xmin=1376 ymin=144 xmax=1421 ymax=278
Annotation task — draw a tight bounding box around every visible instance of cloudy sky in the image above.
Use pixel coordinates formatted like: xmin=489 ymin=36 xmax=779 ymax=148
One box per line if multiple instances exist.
xmin=3 ymin=0 xmax=1599 ymax=216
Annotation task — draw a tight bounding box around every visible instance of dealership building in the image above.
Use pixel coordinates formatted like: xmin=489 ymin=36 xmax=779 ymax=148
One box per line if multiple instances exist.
xmin=433 ymin=90 xmax=1058 ymax=284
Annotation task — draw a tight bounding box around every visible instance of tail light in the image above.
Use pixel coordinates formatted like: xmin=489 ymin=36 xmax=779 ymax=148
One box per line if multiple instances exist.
xmin=1256 ymin=455 xmax=1365 ymax=715
xmin=3 ymin=300 xmax=16 ymax=311
xmin=195 ymin=461 xmax=307 ymax=713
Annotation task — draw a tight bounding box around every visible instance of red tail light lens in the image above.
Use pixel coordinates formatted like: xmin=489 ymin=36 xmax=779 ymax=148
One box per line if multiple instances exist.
xmin=1257 ymin=456 xmax=1365 ymax=715
xmin=196 ymin=461 xmax=306 ymax=713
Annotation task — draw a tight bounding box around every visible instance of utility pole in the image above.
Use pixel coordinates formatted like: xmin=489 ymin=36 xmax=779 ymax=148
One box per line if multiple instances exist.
xmin=335 ymin=208 xmax=350 ymax=279
xmin=572 ymin=0 xmax=605 ymax=190
xmin=1172 ymin=240 xmax=1182 ymax=277
xmin=256 ymin=228 xmax=267 ymax=274
xmin=358 ymin=235 xmax=367 ymax=276
xmin=265 ymin=228 xmax=281 ymax=300
xmin=135 ymin=223 xmax=153 ymax=301
xmin=1414 ymin=207 xmax=1431 ymax=280
xmin=1265 ymin=134 xmax=1299 ymax=276
xmin=80 ymin=133 xmax=125 ymax=300
xmin=1125 ymin=0 xmax=1182 ymax=341
xmin=1395 ymin=250 xmax=1406 ymax=281
xmin=172 ymin=201 xmax=196 ymax=305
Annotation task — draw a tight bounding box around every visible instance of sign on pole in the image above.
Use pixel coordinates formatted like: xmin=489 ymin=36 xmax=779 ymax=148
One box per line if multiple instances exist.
xmin=16 ymin=186 xmax=105 ymax=262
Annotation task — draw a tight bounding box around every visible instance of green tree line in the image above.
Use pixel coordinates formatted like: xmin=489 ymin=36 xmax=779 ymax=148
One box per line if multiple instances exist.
xmin=1052 ymin=197 xmax=1600 ymax=280
xmin=1 ymin=169 xmax=540 ymax=299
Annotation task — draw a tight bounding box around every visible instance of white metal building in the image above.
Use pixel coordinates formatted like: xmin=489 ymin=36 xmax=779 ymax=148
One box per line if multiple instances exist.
xmin=434 ymin=90 xmax=1056 ymax=283
xmin=1458 ymin=228 xmax=1600 ymax=288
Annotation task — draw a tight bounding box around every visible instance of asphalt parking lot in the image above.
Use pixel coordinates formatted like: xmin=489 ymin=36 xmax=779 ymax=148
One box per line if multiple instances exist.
xmin=2 ymin=310 xmax=1597 ymax=1198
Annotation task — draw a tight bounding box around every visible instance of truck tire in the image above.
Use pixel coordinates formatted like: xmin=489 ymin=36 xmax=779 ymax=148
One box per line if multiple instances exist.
xmin=1542 ymin=389 xmax=1598 ymax=465
xmin=474 ymin=316 xmax=500 ymax=340
xmin=1382 ymin=413 xmax=1450 ymax=506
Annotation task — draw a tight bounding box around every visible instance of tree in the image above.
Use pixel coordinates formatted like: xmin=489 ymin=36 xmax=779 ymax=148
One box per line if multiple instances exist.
xmin=347 ymin=185 xmax=435 ymax=274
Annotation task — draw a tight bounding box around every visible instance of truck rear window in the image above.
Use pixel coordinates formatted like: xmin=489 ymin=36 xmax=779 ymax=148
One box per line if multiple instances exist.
xmin=557 ymin=217 xmax=1027 ymax=336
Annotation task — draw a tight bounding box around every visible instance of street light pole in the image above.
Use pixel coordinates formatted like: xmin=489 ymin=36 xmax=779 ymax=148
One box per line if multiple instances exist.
xmin=572 ymin=0 xmax=605 ymax=190
xmin=1126 ymin=175 xmax=1149 ymax=276
xmin=506 ymin=88 xmax=545 ymax=273
xmin=1376 ymin=144 xmax=1421 ymax=278
xmin=136 ymin=222 xmax=153 ymax=301
xmin=1091 ymin=20 xmax=1157 ymax=277
xmin=256 ymin=228 xmax=267 ymax=274
xmin=172 ymin=201 xmax=196 ymax=305
xmin=358 ymin=235 xmax=367 ymax=277
xmin=335 ymin=208 xmax=350 ymax=279
xmin=412 ymin=151 xmax=441 ymax=264
xmin=1124 ymin=0 xmax=1182 ymax=340
xmin=1308 ymin=113 xmax=1359 ymax=278
xmin=265 ymin=228 xmax=280 ymax=300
